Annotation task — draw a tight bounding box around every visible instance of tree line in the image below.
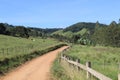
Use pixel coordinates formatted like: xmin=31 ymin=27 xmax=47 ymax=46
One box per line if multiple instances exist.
xmin=51 ymin=20 xmax=120 ymax=47
xmin=1 ymin=20 xmax=120 ymax=47
xmin=0 ymin=23 xmax=61 ymax=38
xmin=92 ymin=21 xmax=120 ymax=47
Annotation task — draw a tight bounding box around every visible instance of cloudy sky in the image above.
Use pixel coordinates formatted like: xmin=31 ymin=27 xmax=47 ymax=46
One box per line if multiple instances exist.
xmin=0 ymin=0 xmax=120 ymax=28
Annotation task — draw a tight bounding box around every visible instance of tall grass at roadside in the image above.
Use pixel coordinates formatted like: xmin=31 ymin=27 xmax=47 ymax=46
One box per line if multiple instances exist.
xmin=60 ymin=60 xmax=87 ymax=80
xmin=51 ymin=55 xmax=70 ymax=80
xmin=51 ymin=57 xmax=96 ymax=80
xmin=63 ymin=45 xmax=120 ymax=80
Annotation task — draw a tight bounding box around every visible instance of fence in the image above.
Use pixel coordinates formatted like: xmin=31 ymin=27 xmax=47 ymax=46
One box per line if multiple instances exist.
xmin=0 ymin=45 xmax=34 ymax=59
xmin=60 ymin=48 xmax=120 ymax=80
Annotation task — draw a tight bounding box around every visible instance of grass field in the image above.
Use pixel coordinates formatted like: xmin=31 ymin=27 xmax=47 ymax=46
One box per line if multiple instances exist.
xmin=0 ymin=35 xmax=62 ymax=61
xmin=62 ymin=45 xmax=120 ymax=80
xmin=0 ymin=35 xmax=67 ymax=75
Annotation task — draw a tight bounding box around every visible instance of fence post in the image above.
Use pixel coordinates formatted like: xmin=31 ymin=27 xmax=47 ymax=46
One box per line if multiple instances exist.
xmin=76 ymin=59 xmax=80 ymax=71
xmin=66 ymin=56 xmax=69 ymax=60
xmin=86 ymin=61 xmax=91 ymax=80
xmin=68 ymin=57 xmax=71 ymax=67
xmin=71 ymin=57 xmax=75 ymax=67
xmin=2 ymin=48 xmax=4 ymax=55
xmin=63 ymin=55 xmax=66 ymax=60
xmin=64 ymin=55 xmax=66 ymax=60
xmin=118 ymin=74 xmax=120 ymax=80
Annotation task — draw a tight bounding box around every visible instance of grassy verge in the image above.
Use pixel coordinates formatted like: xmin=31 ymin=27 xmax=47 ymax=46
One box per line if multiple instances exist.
xmin=0 ymin=43 xmax=67 ymax=75
xmin=0 ymin=35 xmax=67 ymax=75
xmin=51 ymin=57 xmax=70 ymax=80
xmin=51 ymin=57 xmax=97 ymax=80
xmin=63 ymin=45 xmax=120 ymax=80
xmin=0 ymin=35 xmax=62 ymax=61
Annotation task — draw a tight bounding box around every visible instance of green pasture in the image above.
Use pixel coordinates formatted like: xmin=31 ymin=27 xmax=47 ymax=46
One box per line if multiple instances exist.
xmin=63 ymin=45 xmax=120 ymax=80
xmin=0 ymin=35 xmax=61 ymax=61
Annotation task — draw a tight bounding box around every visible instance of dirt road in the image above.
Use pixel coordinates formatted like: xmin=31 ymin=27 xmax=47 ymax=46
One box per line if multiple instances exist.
xmin=0 ymin=46 xmax=68 ymax=80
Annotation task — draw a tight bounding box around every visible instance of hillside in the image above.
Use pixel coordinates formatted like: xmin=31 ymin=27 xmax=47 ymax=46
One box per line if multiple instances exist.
xmin=52 ymin=28 xmax=89 ymax=37
xmin=52 ymin=21 xmax=120 ymax=47
xmin=0 ymin=23 xmax=61 ymax=38
xmin=63 ymin=22 xmax=107 ymax=32
xmin=0 ymin=34 xmax=62 ymax=60
xmin=52 ymin=22 xmax=107 ymax=35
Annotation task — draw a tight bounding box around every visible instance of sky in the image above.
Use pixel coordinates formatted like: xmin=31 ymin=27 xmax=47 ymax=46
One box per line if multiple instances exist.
xmin=0 ymin=0 xmax=120 ymax=28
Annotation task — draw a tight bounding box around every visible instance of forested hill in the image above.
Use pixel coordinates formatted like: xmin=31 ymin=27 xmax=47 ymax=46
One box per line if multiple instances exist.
xmin=0 ymin=23 xmax=62 ymax=38
xmin=63 ymin=22 xmax=107 ymax=32
xmin=1 ymin=21 xmax=120 ymax=47
xmin=52 ymin=21 xmax=120 ymax=47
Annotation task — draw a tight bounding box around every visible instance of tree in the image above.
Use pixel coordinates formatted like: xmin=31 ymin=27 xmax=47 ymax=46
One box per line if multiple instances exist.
xmin=118 ymin=19 xmax=120 ymax=27
xmin=118 ymin=19 xmax=120 ymax=24
xmin=106 ymin=21 xmax=120 ymax=47
xmin=95 ymin=21 xmax=100 ymax=30
xmin=92 ymin=21 xmax=120 ymax=47
xmin=13 ymin=26 xmax=29 ymax=38
xmin=0 ymin=23 xmax=6 ymax=34
xmin=109 ymin=21 xmax=118 ymax=28
xmin=92 ymin=26 xmax=108 ymax=46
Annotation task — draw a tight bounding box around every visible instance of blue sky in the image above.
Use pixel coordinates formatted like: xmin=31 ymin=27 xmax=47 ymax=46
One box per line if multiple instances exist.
xmin=0 ymin=0 xmax=120 ymax=28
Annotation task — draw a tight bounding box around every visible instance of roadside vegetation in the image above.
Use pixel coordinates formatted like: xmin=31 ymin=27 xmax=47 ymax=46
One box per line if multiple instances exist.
xmin=0 ymin=35 xmax=62 ymax=61
xmin=52 ymin=21 xmax=120 ymax=47
xmin=51 ymin=20 xmax=120 ymax=80
xmin=51 ymin=58 xmax=70 ymax=80
xmin=62 ymin=45 xmax=120 ymax=80
xmin=1 ymin=20 xmax=120 ymax=80
xmin=0 ymin=34 xmax=67 ymax=75
xmin=51 ymin=57 xmax=89 ymax=80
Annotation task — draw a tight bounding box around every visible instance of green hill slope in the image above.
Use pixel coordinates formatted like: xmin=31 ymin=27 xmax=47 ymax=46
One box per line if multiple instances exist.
xmin=0 ymin=35 xmax=62 ymax=60
xmin=63 ymin=22 xmax=107 ymax=32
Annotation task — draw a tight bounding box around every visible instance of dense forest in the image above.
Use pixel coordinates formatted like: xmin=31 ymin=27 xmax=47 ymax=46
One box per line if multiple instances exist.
xmin=1 ymin=20 xmax=120 ymax=47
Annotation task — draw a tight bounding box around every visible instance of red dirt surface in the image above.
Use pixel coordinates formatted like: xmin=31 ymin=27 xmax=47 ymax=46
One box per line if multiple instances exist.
xmin=0 ymin=46 xmax=69 ymax=80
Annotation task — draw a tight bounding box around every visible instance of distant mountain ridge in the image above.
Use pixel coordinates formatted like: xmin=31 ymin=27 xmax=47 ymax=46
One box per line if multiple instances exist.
xmin=63 ymin=22 xmax=107 ymax=32
xmin=0 ymin=23 xmax=62 ymax=38
xmin=0 ymin=22 xmax=107 ymax=38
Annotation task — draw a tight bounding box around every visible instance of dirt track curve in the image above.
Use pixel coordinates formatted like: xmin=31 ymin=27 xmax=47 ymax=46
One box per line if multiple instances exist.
xmin=0 ymin=46 xmax=69 ymax=80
